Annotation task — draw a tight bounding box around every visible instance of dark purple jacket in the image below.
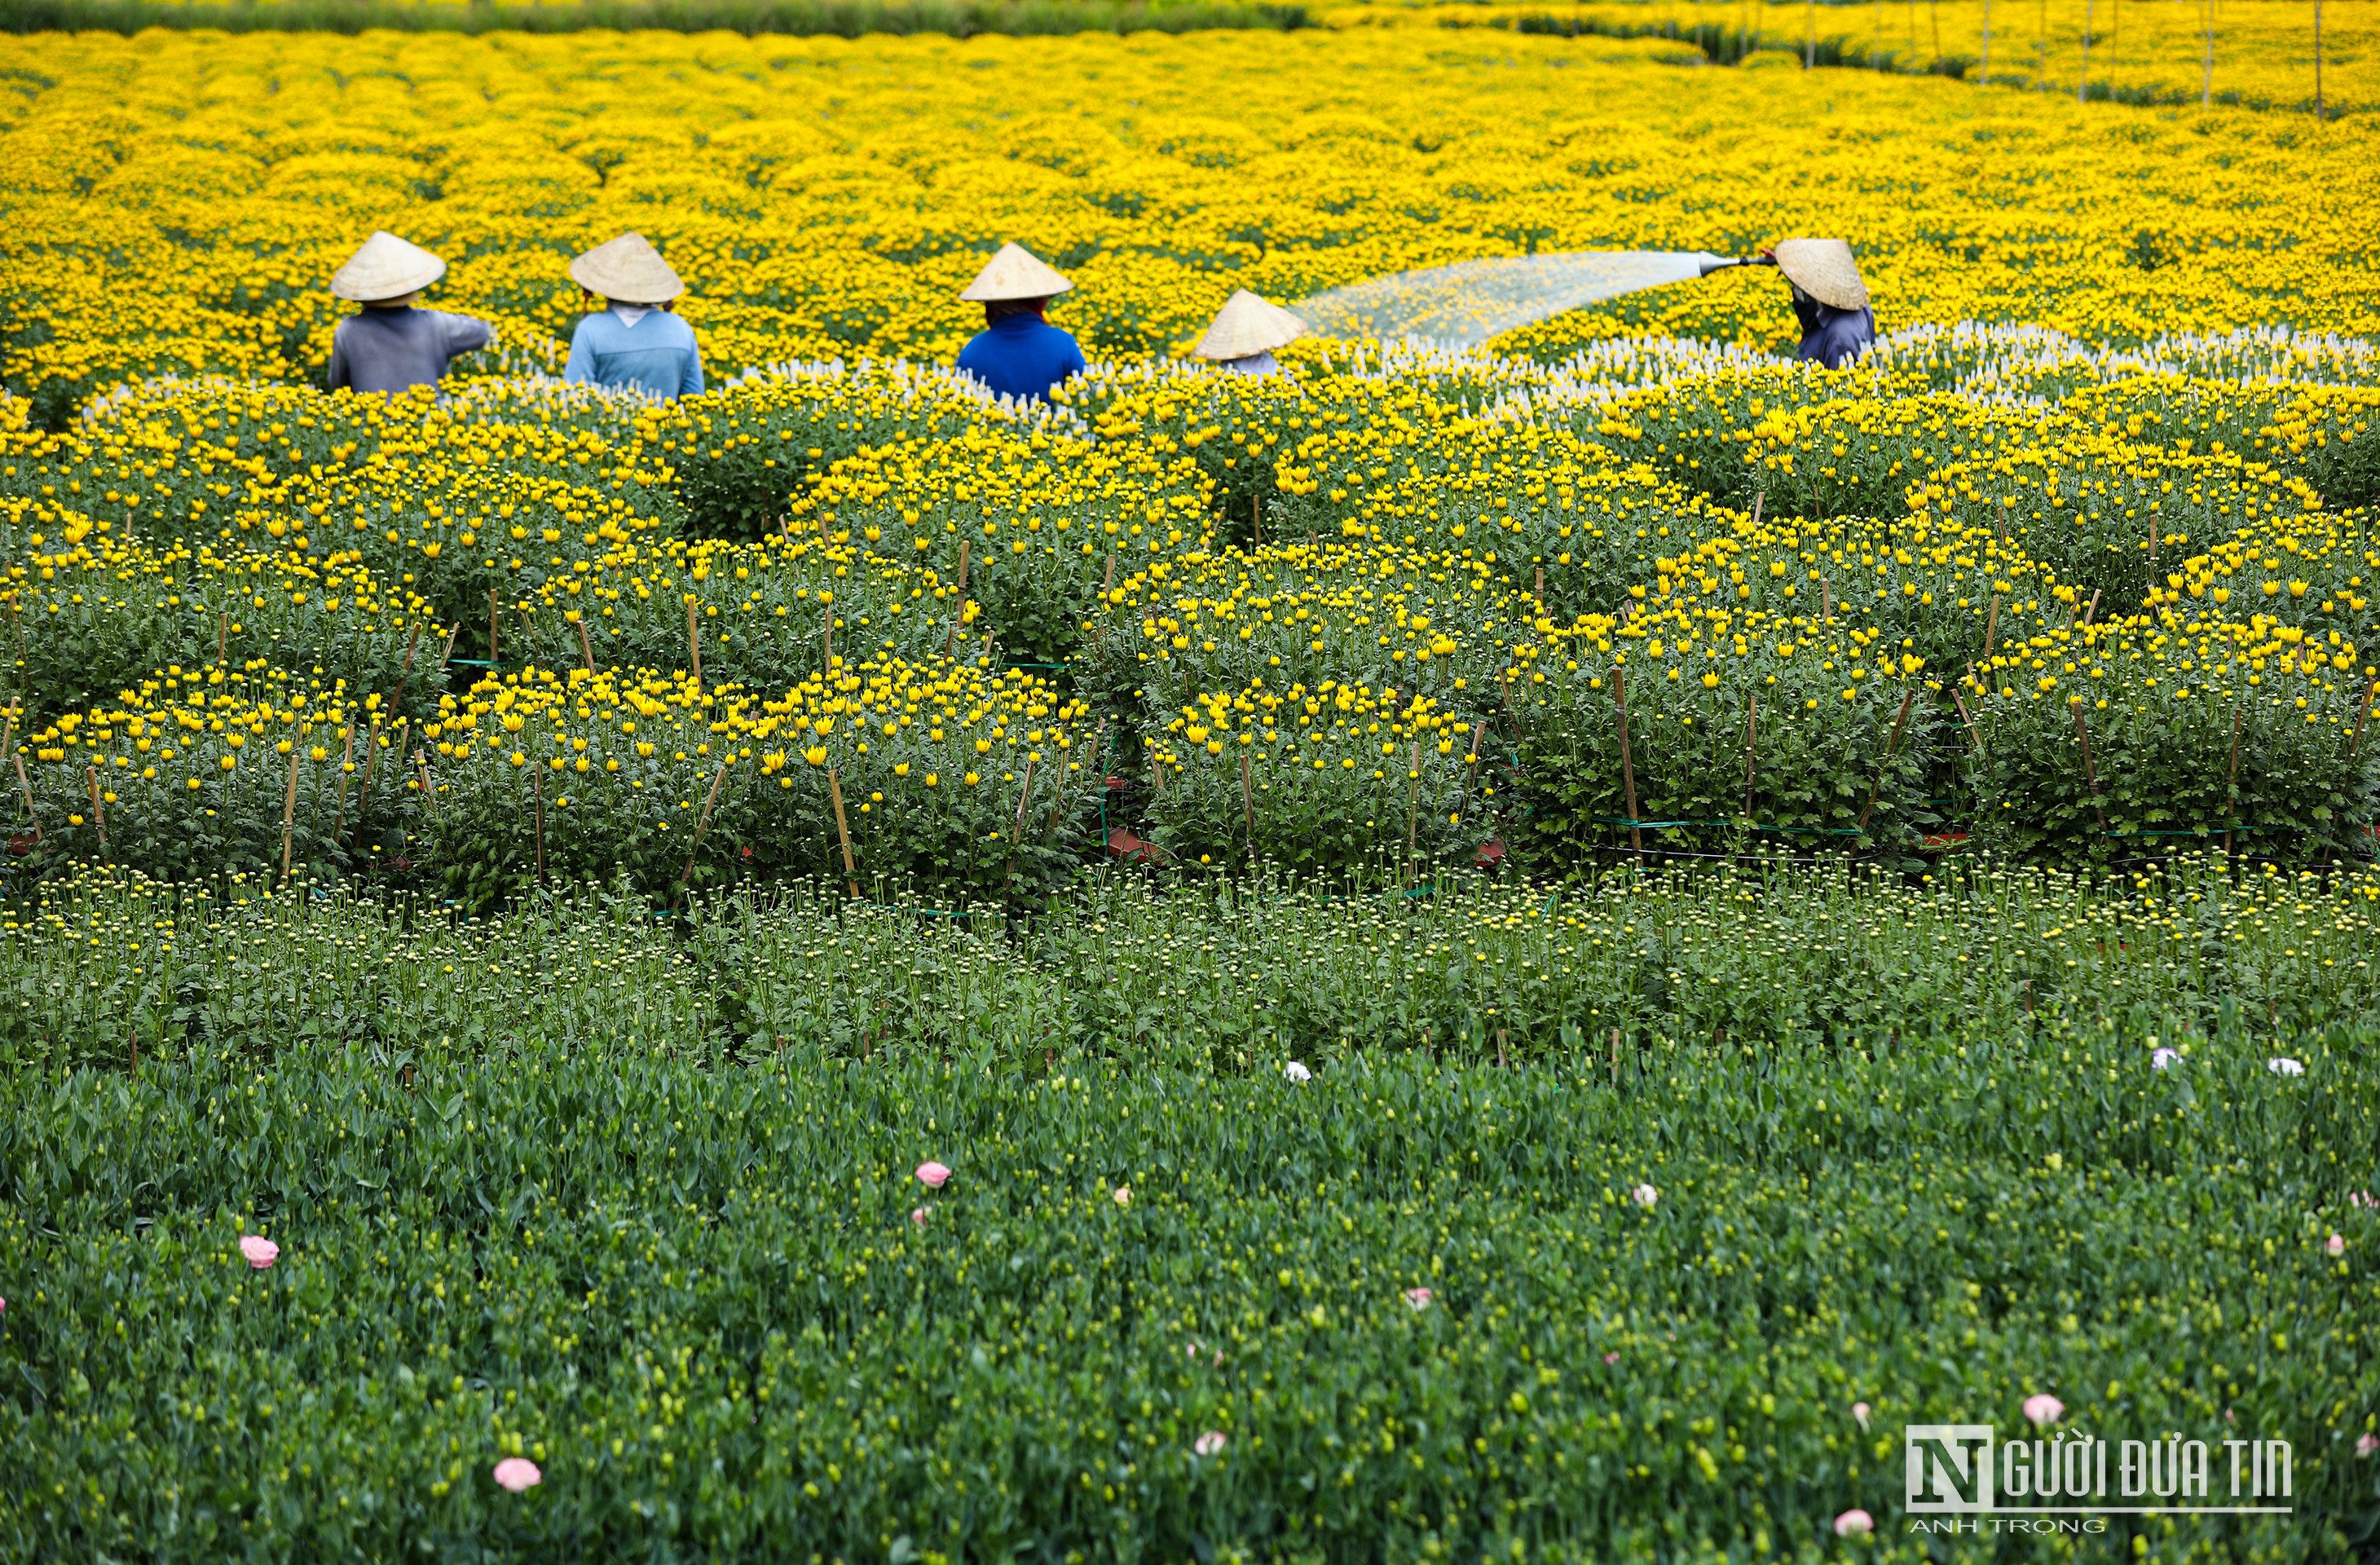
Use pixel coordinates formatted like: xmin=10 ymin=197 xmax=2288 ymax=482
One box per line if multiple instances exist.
xmin=1791 ymin=295 xmax=1875 ymax=370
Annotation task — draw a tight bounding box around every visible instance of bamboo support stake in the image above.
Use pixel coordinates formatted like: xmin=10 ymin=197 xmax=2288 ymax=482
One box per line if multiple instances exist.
xmin=1611 ymin=665 xmax=1643 ymax=859
xmin=2350 ymin=677 xmax=2378 ymax=760
xmin=1996 ymin=498 xmax=2008 ymax=545
xmin=575 ymin=617 xmax=596 ymax=674
xmin=87 ymin=765 xmax=108 ymax=855
xmin=218 ymin=611 xmax=228 ymax=665
xmin=1820 ymin=575 xmax=1831 ymax=622
xmin=1981 ymin=594 xmax=2001 ymax=663
xmin=1534 ymin=566 xmax=1545 ymax=615
xmin=944 ymin=540 xmax=972 ymax=658
xmin=2082 ymin=587 xmax=2100 ymax=627
xmin=2070 ymin=700 xmax=2109 ymax=834
xmin=1856 ymin=686 xmax=1919 ymax=833
xmin=1951 ymin=670 xmax=1982 ymax=753
xmin=1609 ymin=1026 xmax=1620 ymax=1088
xmin=1234 ymin=748 xmax=1254 ymax=852
xmin=2223 ymin=699 xmax=2244 ymax=853
xmin=1403 ymin=740 xmax=1421 ymax=886
xmin=413 ymin=750 xmax=439 ymax=820
xmin=827 ymin=765 xmax=857 ymax=897
xmin=1742 ymin=695 xmax=1759 ymax=822
xmin=2149 ymin=512 xmax=2159 ymax=565
xmin=333 ymin=721 xmax=356 ymax=844
xmin=1149 ymin=745 xmax=1164 ymax=797
xmin=532 ymin=762 xmax=547 ymax=889
xmin=279 ymin=747 xmax=300 ymax=882
xmin=687 ymin=599 xmax=702 ymax=690
xmin=675 ymin=759 xmax=729 ymax=901
xmin=438 ymin=622 xmax=461 ymax=677
xmin=1253 ymin=492 xmax=1263 ymax=548
xmin=355 ymin=714 xmax=382 ymax=823
xmin=13 ymin=752 xmax=36 ymax=836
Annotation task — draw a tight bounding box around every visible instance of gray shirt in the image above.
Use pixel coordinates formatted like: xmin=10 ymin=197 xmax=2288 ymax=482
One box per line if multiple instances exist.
xmin=326 ymin=306 xmax=492 ymax=395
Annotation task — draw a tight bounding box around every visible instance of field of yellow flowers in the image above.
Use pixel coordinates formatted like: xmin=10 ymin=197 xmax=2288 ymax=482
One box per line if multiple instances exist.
xmin=2 ymin=19 xmax=2380 ymax=1562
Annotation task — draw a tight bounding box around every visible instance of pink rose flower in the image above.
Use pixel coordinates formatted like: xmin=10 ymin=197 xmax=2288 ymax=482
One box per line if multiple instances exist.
xmin=491 ymin=1457 xmax=541 ymax=1492
xmin=2023 ymin=1393 xmax=2064 ymax=1426
xmin=1404 ymin=1287 xmax=1433 ymax=1311
xmin=915 ymin=1161 xmax=950 ymax=1190
xmin=239 ymin=1235 xmax=279 ymax=1270
xmin=1834 ymin=1509 xmax=1873 ymax=1537
xmin=1193 ymin=1431 xmax=1226 ymax=1457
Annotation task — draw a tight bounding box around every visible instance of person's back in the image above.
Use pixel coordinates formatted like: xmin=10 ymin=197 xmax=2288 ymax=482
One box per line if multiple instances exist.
xmin=957 ymin=311 xmax=1086 ymax=403
xmin=564 ymin=307 xmax=703 ymax=399
xmin=1792 ymin=297 xmax=1875 ymax=371
xmin=322 ymin=231 xmax=491 ymax=396
xmin=328 ymin=306 xmax=491 ymax=396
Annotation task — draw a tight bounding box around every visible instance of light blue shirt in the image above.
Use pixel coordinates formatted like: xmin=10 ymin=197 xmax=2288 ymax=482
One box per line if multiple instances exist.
xmin=563 ymin=307 xmax=704 ymax=398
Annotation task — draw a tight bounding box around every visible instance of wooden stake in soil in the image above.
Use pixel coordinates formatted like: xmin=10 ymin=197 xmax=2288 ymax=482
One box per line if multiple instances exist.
xmin=1403 ymin=740 xmax=1421 ymax=886
xmin=2070 ymin=699 xmax=2109 ymax=834
xmin=1820 ymin=575 xmax=1831 ymax=622
xmin=1253 ymin=492 xmax=1263 ymax=548
xmin=1856 ymin=686 xmax=1919 ymax=833
xmin=12 ymin=751 xmax=36 ymax=837
xmin=944 ymin=540 xmax=972 ymax=659
xmin=86 ymin=765 xmax=108 ymax=855
xmin=575 ymin=617 xmax=596 ymax=674
xmin=355 ymin=713 xmax=382 ymax=827
xmin=675 ymin=758 xmax=730 ymax=902
xmin=1742 ymin=695 xmax=1760 ymax=822
xmin=1611 ymin=664 xmax=1643 ymax=859
xmin=333 ymin=721 xmax=356 ymax=844
xmin=1981 ymin=593 xmax=2001 ymax=663
xmin=1610 ymin=1026 xmax=1620 ymax=1087
xmin=2350 ymin=677 xmax=2378 ymax=760
xmin=827 ymin=765 xmax=858 ymax=897
xmin=1950 ymin=675 xmax=1982 ymax=753
xmin=218 ymin=611 xmax=227 ymax=665
xmin=687 ymin=598 xmax=702 ymax=690
xmin=1996 ymin=497 xmax=2008 ymax=545
xmin=413 ymin=750 xmax=439 ymax=820
xmin=438 ymin=622 xmax=461 ymax=677
xmin=2223 ymin=698 xmax=2245 ymax=853
xmin=279 ymin=745 xmax=300 ymax=882
xmin=1749 ymin=492 xmax=1765 ymax=531
xmin=2082 ymin=587 xmax=2100 ymax=627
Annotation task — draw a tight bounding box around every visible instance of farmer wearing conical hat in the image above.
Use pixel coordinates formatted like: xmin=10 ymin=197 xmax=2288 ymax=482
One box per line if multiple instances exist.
xmin=954 ymin=243 xmax=1086 ymax=403
xmin=324 ymin=231 xmax=494 ymax=395
xmin=562 ymin=232 xmax=704 ymax=399
xmin=1763 ymin=238 xmax=1874 ymax=369
xmin=1192 ymin=289 xmax=1306 ymax=378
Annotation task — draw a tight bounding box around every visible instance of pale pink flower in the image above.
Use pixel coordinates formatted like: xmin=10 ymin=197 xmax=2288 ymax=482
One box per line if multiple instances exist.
xmin=1834 ymin=1508 xmax=1873 ymax=1538
xmin=2023 ymin=1393 xmax=2064 ymax=1426
xmin=2269 ymin=1056 xmax=2305 ymax=1077
xmin=491 ymin=1457 xmax=541 ymax=1492
xmin=1113 ymin=1184 xmax=1131 ymax=1208
xmin=1404 ymin=1287 xmax=1434 ymax=1311
xmin=2328 ymin=1232 xmax=2347 ymax=1257
xmin=1852 ymin=1401 xmax=1871 ymax=1431
xmin=1193 ymin=1431 xmax=1226 ymax=1457
xmin=1603 ymin=1351 xmax=1620 ymax=1364
xmin=910 ymin=1206 xmax=929 ymax=1228
xmin=239 ymin=1235 xmax=279 ymax=1270
xmin=915 ymin=1161 xmax=951 ymax=1190
xmin=2151 ymin=1047 xmax=2180 ymax=1070
xmin=1283 ymin=1060 xmax=1311 ymax=1082
xmin=2351 ymin=1190 xmax=2376 ymax=1210
xmin=1630 ymin=1183 xmax=1658 ymax=1208
xmin=2357 ymin=1432 xmax=2379 ymax=1457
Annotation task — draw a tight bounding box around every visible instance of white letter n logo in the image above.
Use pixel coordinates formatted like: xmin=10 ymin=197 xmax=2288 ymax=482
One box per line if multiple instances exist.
xmin=1906 ymin=1425 xmax=1995 ymax=1513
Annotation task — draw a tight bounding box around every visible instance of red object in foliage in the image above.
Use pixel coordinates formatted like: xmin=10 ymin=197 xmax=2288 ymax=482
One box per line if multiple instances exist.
xmin=1474 ymin=838 xmax=1506 ymax=867
xmin=1104 ymin=774 xmax=1130 ymax=791
xmin=1107 ymin=827 xmax=1161 ymax=864
xmin=5 ymin=833 xmax=35 ymax=857
xmin=1918 ymin=832 xmax=1972 ymax=853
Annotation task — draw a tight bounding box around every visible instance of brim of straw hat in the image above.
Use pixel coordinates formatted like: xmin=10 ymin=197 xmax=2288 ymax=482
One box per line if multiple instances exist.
xmin=330 ymin=231 xmax=446 ymax=304
xmin=959 ymin=242 xmax=1074 ymax=302
xmin=569 ymin=233 xmax=685 ymax=303
xmin=1770 ymin=238 xmax=1868 ymax=312
xmin=1193 ymin=289 xmax=1308 ymax=361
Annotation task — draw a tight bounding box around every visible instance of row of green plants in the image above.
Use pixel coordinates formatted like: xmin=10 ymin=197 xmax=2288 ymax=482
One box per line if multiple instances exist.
xmin=0 ymin=866 xmax=2373 ymax=1560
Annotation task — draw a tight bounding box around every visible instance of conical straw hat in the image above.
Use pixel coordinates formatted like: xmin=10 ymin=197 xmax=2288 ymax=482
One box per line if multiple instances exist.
xmin=959 ymin=242 xmax=1073 ymax=302
xmin=1192 ymin=289 xmax=1308 ymax=360
xmin=1769 ymin=238 xmax=1868 ymax=311
xmin=569 ymin=231 xmax=685 ymax=303
xmin=330 ymin=231 xmax=445 ymax=303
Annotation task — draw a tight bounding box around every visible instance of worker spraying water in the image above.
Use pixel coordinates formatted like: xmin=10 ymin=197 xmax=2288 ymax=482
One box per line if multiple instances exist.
xmin=1286 ymin=236 xmax=1874 ymax=366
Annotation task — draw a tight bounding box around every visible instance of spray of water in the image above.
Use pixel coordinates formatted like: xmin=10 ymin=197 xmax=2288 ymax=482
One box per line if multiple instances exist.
xmin=1290 ymin=250 xmax=1747 ymax=348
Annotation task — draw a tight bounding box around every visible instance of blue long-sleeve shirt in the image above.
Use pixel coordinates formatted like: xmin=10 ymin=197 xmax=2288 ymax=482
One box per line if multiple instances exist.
xmin=563 ymin=308 xmax=704 ymax=399
xmin=1792 ymin=298 xmax=1875 ymax=370
xmin=327 ymin=306 xmax=491 ymax=395
xmin=956 ymin=314 xmax=1086 ymax=403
